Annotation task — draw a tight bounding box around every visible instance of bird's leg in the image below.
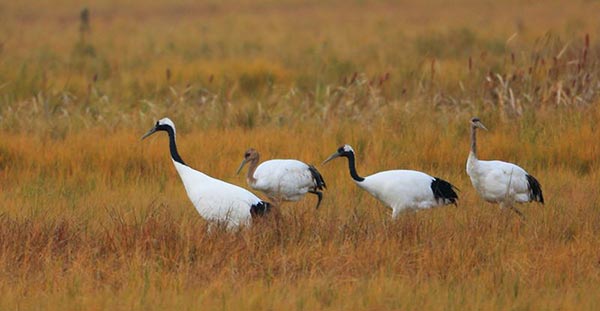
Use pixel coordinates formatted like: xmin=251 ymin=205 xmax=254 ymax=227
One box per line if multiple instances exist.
xmin=264 ymin=196 xmax=283 ymax=223
xmin=309 ymin=190 xmax=323 ymax=209
xmin=499 ymin=168 xmax=525 ymax=218
xmin=268 ymin=196 xmax=282 ymax=208
xmin=508 ymin=205 xmax=524 ymax=218
xmin=500 ymin=202 xmax=524 ymax=218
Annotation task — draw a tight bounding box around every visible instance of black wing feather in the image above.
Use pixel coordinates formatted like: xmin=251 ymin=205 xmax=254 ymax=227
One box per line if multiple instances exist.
xmin=250 ymin=201 xmax=272 ymax=218
xmin=431 ymin=177 xmax=459 ymax=205
xmin=308 ymin=164 xmax=327 ymax=190
xmin=526 ymin=174 xmax=544 ymax=204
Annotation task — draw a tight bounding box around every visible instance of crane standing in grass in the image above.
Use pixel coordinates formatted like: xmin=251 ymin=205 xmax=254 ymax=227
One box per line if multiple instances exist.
xmin=237 ymin=148 xmax=326 ymax=209
xmin=142 ymin=118 xmax=271 ymax=228
xmin=323 ymin=144 xmax=458 ymax=218
xmin=466 ymin=117 xmax=544 ymax=216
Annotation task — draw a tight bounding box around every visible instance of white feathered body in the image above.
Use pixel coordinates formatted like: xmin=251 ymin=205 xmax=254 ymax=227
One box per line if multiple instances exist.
xmin=174 ymin=161 xmax=263 ymax=227
xmin=250 ymin=159 xmax=317 ymax=201
xmin=357 ymin=170 xmax=448 ymax=217
xmin=466 ymin=152 xmax=532 ymax=204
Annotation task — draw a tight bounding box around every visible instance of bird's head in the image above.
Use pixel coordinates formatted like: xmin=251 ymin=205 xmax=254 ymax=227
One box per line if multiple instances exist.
xmin=470 ymin=117 xmax=488 ymax=131
xmin=323 ymin=144 xmax=355 ymax=164
xmin=141 ymin=118 xmax=176 ymax=140
xmin=236 ymin=148 xmax=259 ymax=174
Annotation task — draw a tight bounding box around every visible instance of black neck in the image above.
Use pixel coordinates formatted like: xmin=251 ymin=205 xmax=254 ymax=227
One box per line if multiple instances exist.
xmin=346 ymin=153 xmax=365 ymax=182
xmin=164 ymin=126 xmax=185 ymax=165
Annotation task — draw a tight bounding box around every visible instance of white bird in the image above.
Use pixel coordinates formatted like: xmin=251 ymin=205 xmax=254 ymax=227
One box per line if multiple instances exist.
xmin=323 ymin=144 xmax=458 ymax=218
xmin=236 ymin=148 xmax=327 ymax=209
xmin=466 ymin=117 xmax=544 ymax=216
xmin=142 ymin=118 xmax=271 ymax=228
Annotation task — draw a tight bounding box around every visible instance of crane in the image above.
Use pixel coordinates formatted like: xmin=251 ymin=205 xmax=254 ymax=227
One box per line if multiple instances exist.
xmin=236 ymin=148 xmax=326 ymax=209
xmin=466 ymin=117 xmax=544 ymax=216
xmin=142 ymin=118 xmax=271 ymax=228
xmin=323 ymin=144 xmax=458 ymax=218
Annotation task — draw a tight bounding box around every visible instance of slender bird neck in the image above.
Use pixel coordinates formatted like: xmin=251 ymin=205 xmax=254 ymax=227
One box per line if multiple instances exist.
xmin=165 ymin=126 xmax=186 ymax=165
xmin=346 ymin=153 xmax=365 ymax=182
xmin=470 ymin=125 xmax=478 ymax=158
xmin=246 ymin=156 xmax=259 ymax=185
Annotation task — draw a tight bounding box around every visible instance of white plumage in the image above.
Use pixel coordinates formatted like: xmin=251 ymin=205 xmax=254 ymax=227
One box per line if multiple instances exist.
xmin=323 ymin=144 xmax=458 ymax=218
xmin=466 ymin=117 xmax=544 ymax=216
xmin=142 ymin=118 xmax=270 ymax=228
xmin=237 ymin=148 xmax=326 ymax=208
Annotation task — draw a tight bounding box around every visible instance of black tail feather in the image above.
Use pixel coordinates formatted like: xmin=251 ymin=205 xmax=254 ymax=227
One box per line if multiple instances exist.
xmin=308 ymin=164 xmax=327 ymax=190
xmin=526 ymin=174 xmax=544 ymax=204
xmin=250 ymin=201 xmax=271 ymax=218
xmin=308 ymin=190 xmax=323 ymax=209
xmin=431 ymin=177 xmax=459 ymax=205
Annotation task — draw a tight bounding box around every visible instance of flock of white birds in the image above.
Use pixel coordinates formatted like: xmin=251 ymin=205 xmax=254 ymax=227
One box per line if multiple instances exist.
xmin=142 ymin=117 xmax=544 ymax=228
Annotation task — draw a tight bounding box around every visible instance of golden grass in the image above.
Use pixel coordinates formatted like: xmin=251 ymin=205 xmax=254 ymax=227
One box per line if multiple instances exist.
xmin=1 ymin=0 xmax=600 ymax=309
xmin=1 ymin=109 xmax=599 ymax=309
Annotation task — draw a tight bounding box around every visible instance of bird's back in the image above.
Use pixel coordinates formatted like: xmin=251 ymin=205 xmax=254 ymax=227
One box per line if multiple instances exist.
xmin=467 ymin=159 xmax=531 ymax=203
xmin=253 ymin=159 xmax=315 ymax=200
xmin=359 ymin=170 xmax=440 ymax=210
xmin=174 ymin=161 xmax=261 ymax=226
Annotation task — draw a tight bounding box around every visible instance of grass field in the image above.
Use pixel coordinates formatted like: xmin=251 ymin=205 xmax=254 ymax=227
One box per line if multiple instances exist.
xmin=1 ymin=0 xmax=600 ymax=309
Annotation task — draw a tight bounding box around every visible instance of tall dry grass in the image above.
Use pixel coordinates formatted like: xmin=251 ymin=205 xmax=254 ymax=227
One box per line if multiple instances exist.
xmin=1 ymin=109 xmax=599 ymax=309
xmin=1 ymin=0 xmax=600 ymax=309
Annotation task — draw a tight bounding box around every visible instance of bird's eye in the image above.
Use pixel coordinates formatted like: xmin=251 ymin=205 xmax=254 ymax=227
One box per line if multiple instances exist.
xmin=155 ymin=121 xmax=160 ymax=126
xmin=245 ymin=153 xmax=250 ymax=157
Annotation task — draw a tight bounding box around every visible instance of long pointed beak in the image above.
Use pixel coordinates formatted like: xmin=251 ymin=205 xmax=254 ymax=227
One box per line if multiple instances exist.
xmin=322 ymin=152 xmax=341 ymax=165
xmin=141 ymin=127 xmax=157 ymax=140
xmin=236 ymin=159 xmax=248 ymax=175
xmin=478 ymin=123 xmax=489 ymax=131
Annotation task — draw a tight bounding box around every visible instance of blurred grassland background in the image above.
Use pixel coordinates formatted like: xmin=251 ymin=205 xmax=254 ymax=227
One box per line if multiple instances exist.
xmin=0 ymin=0 xmax=600 ymax=310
